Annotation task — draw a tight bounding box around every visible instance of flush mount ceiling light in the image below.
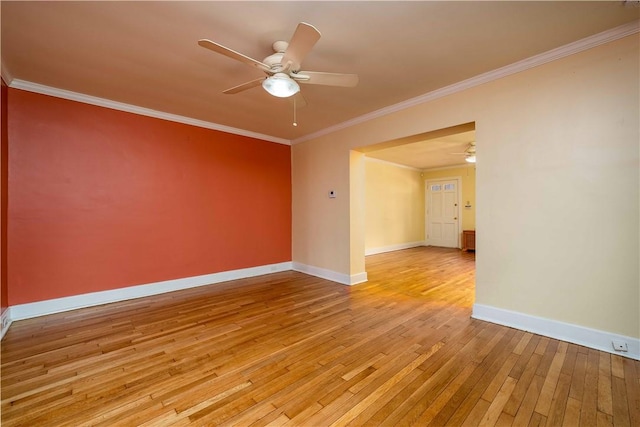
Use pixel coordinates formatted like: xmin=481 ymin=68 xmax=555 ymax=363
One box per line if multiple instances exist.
xmin=262 ymin=73 xmax=300 ymax=98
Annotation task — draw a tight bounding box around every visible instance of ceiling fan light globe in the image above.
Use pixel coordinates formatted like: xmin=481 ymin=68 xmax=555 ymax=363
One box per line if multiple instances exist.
xmin=262 ymin=73 xmax=300 ymax=98
xmin=465 ymin=155 xmax=476 ymax=163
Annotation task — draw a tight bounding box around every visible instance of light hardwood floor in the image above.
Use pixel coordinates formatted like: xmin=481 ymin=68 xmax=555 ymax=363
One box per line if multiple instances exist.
xmin=1 ymin=247 xmax=639 ymax=426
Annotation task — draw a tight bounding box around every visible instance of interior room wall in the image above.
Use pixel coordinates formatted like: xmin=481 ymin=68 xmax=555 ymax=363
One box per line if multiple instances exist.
xmin=292 ymin=136 xmax=352 ymax=277
xmin=423 ymin=165 xmax=476 ymax=231
xmin=349 ymin=150 xmax=366 ymax=280
xmin=365 ymin=158 xmax=424 ymax=253
xmin=292 ymin=35 xmax=639 ymax=342
xmin=8 ymin=89 xmax=292 ymax=306
xmin=1 ymin=79 xmax=8 ymax=316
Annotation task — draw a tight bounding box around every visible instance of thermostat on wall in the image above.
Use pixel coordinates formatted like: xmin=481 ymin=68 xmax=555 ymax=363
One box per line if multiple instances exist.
xmin=328 ymin=190 xmax=336 ymax=198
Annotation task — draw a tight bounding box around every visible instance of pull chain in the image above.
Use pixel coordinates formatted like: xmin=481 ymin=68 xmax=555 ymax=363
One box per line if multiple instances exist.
xmin=293 ymin=97 xmax=298 ymax=127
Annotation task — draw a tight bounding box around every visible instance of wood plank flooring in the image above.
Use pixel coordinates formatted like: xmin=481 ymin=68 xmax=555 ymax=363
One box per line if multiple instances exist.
xmin=2 ymin=247 xmax=639 ymax=426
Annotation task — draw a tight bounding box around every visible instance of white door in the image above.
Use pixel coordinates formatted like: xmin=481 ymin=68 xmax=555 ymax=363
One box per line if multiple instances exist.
xmin=426 ymin=179 xmax=460 ymax=248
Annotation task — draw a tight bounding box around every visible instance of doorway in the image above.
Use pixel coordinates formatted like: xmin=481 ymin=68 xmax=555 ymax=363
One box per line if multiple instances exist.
xmin=352 ymin=122 xmax=476 ymax=285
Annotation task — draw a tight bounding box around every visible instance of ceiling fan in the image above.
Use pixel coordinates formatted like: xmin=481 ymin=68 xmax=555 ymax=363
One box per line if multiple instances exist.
xmin=198 ymin=22 xmax=359 ymax=98
xmin=450 ymin=142 xmax=476 ymax=163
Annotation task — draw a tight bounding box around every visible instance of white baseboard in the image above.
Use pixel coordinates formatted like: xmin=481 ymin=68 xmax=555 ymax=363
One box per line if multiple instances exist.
xmin=9 ymin=262 xmax=292 ymax=321
xmin=1 ymin=308 xmax=12 ymax=340
xmin=292 ymin=262 xmax=367 ymax=286
xmin=365 ymin=241 xmax=426 ymax=256
xmin=349 ymin=272 xmax=368 ymax=286
xmin=472 ymin=304 xmax=640 ymax=361
xmin=3 ymin=260 xmax=366 ymax=332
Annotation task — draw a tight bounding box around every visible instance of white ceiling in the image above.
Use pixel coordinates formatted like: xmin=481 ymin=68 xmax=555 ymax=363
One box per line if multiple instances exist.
xmin=2 ymin=1 xmax=638 ymax=168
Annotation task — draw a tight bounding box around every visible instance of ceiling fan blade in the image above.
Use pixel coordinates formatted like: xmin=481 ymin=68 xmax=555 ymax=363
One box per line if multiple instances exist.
xmin=294 ymin=71 xmax=359 ymax=87
xmin=222 ymin=78 xmax=265 ymax=94
xmin=198 ymin=39 xmax=270 ymax=72
xmin=281 ymin=22 xmax=321 ymax=71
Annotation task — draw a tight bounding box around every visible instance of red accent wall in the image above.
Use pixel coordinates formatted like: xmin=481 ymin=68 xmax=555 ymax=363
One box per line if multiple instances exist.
xmin=1 ymin=80 xmax=8 ymax=314
xmin=8 ymin=89 xmax=291 ymax=305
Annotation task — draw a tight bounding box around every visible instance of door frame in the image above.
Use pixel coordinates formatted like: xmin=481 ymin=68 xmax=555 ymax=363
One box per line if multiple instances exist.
xmin=425 ymin=176 xmax=463 ymax=248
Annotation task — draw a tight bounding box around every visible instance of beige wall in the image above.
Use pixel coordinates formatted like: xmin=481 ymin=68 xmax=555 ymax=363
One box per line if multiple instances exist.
xmin=292 ymin=35 xmax=639 ymax=339
xmin=365 ymin=159 xmax=425 ymax=252
xmin=423 ymin=165 xmax=476 ymax=231
xmin=292 ymin=140 xmax=352 ymax=275
xmin=349 ymin=150 xmax=366 ymax=276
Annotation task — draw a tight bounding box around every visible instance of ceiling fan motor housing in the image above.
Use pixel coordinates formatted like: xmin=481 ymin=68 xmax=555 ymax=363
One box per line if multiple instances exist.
xmin=263 ymin=41 xmax=289 ymax=72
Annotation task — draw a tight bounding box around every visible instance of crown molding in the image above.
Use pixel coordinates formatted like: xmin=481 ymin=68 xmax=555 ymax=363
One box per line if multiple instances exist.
xmin=422 ymin=163 xmax=475 ymax=173
xmin=5 ymin=20 xmax=637 ymax=147
xmin=8 ymin=79 xmax=291 ymax=145
xmin=292 ymin=19 xmax=640 ymax=145
xmin=364 ymin=156 xmax=423 ymax=172
xmin=1 ymin=59 xmax=13 ymax=85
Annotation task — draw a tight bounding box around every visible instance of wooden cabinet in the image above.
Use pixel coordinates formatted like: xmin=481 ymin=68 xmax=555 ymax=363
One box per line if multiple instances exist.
xmin=462 ymin=230 xmax=476 ymax=252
